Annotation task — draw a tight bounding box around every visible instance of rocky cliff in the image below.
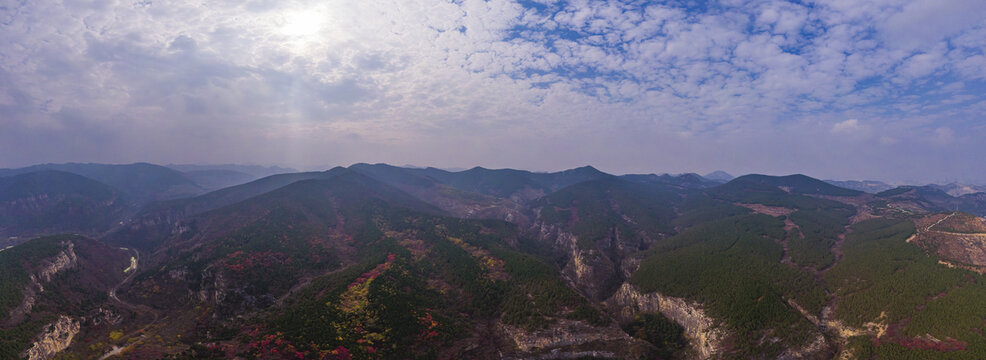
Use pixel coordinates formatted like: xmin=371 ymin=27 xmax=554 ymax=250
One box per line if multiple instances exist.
xmin=500 ymin=318 xmax=651 ymax=359
xmin=6 ymin=241 xmax=78 ymax=324
xmin=22 ymin=315 xmax=80 ymax=360
xmin=533 ymin=222 xmax=620 ymax=301
xmin=605 ymin=283 xmax=724 ymax=359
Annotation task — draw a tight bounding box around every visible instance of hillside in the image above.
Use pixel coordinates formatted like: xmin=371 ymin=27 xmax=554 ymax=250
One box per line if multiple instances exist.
xmin=909 ymin=212 xmax=986 ymax=272
xmin=7 ymin=165 xmax=986 ymax=359
xmin=403 ymin=164 xmax=611 ymax=202
xmin=103 ymin=168 xmax=351 ymax=251
xmin=0 ymin=235 xmax=130 ymax=359
xmin=725 ymin=174 xmax=863 ymax=197
xmin=101 ymin=172 xmax=654 ymax=359
xmin=0 ymin=171 xmax=132 ymax=241
xmin=531 ymin=177 xmax=686 ymax=300
xmin=871 ymin=186 xmax=986 ymax=217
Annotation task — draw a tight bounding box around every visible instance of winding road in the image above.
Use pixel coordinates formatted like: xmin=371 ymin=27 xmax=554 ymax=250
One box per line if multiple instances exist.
xmin=926 ymin=212 xmax=958 ymax=232
xmin=100 ymin=248 xmax=161 ymax=360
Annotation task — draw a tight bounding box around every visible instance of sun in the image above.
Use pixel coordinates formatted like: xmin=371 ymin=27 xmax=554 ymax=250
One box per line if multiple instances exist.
xmin=280 ymin=11 xmax=324 ymax=37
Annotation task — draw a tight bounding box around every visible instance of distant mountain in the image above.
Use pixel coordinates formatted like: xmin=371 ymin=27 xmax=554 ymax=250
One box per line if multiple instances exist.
xmin=824 ymin=179 xmax=894 ymax=194
xmin=722 ymin=174 xmax=863 ymax=197
xmin=353 ymin=163 xmax=611 ymax=203
xmin=876 ymin=185 xmax=952 ymax=200
xmin=104 ymin=168 xmax=351 ymax=250
xmin=180 ymin=169 xmax=256 ymax=191
xmin=415 ymin=165 xmax=610 ymax=201
xmin=349 ymin=163 xmax=531 ymax=225
xmin=153 ymin=168 xmax=349 ymax=216
xmin=0 ymin=171 xmax=132 ymax=240
xmin=166 ymin=164 xmax=297 ymax=178
xmin=928 ymin=182 xmax=986 ymax=197
xmin=873 ymin=185 xmax=986 ymax=216
xmin=621 ymin=173 xmax=721 ymax=189
xmin=0 ymin=163 xmax=201 ymax=204
xmin=703 ymin=170 xmax=734 ymax=182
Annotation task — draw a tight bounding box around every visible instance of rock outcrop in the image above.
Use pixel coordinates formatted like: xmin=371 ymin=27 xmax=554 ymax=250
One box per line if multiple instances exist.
xmin=534 ymin=222 xmax=620 ymax=301
xmin=777 ymin=332 xmax=830 ymax=360
xmin=22 ymin=315 xmax=80 ymax=360
xmin=500 ymin=318 xmax=650 ymax=359
xmin=605 ymin=283 xmax=724 ymax=359
xmin=35 ymin=241 xmax=78 ymax=283
xmin=6 ymin=241 xmax=78 ymax=324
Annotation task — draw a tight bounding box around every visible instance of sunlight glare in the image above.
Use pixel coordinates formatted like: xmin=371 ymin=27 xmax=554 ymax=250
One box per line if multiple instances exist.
xmin=281 ymin=11 xmax=324 ymax=37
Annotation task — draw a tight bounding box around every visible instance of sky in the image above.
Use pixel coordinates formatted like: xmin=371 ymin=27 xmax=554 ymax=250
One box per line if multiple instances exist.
xmin=1 ymin=0 xmax=985 ymax=183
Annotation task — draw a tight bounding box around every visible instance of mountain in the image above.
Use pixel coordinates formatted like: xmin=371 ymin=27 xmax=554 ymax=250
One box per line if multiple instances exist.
xmin=724 ymin=174 xmax=863 ymax=197
xmin=103 ymin=168 xmax=351 ymax=251
xmin=347 ymin=163 xmax=612 ymax=226
xmin=349 ymin=163 xmax=532 ymax=225
xmin=702 ymin=170 xmax=734 ymax=182
xmin=0 ymin=163 xmax=202 ymax=204
xmin=531 ymin=177 xmax=687 ymax=300
xmin=0 ymin=171 xmax=132 ymax=242
xmin=621 ymin=173 xmax=721 ymax=189
xmin=928 ymin=182 xmax=986 ymax=197
xmin=824 ymin=179 xmax=895 ymax=194
xmin=166 ymin=164 xmax=297 ymax=179
xmin=180 ymin=169 xmax=256 ymax=191
xmin=105 ymin=171 xmax=654 ymax=359
xmin=10 ymin=164 xmax=986 ymax=359
xmin=403 ymin=164 xmax=611 ymax=202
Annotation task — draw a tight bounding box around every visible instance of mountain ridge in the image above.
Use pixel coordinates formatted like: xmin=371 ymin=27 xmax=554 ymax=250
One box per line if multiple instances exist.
xmin=5 ymin=163 xmax=986 ymax=359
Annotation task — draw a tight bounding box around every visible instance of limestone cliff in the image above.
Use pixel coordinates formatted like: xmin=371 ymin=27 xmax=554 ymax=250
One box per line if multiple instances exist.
xmin=35 ymin=241 xmax=78 ymax=283
xmin=534 ymin=222 xmax=619 ymax=301
xmin=500 ymin=318 xmax=650 ymax=359
xmin=6 ymin=241 xmax=78 ymax=324
xmin=22 ymin=315 xmax=80 ymax=360
xmin=605 ymin=283 xmax=724 ymax=359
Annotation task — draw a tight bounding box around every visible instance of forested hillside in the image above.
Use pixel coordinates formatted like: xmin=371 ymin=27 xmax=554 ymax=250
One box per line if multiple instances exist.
xmin=3 ymin=164 xmax=986 ymax=359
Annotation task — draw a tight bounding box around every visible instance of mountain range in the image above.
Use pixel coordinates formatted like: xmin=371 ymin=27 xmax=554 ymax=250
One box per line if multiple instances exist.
xmin=4 ymin=163 xmax=986 ymax=359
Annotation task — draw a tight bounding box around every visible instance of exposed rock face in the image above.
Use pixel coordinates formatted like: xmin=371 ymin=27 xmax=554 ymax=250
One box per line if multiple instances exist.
xmin=22 ymin=315 xmax=80 ymax=360
xmin=36 ymin=241 xmax=78 ymax=283
xmin=500 ymin=319 xmax=649 ymax=359
xmin=6 ymin=241 xmax=78 ymax=324
xmin=605 ymin=283 xmax=724 ymax=359
xmin=1 ymin=194 xmax=51 ymax=209
xmin=777 ymin=332 xmax=830 ymax=360
xmin=534 ymin=222 xmax=618 ymax=301
xmin=561 ymin=247 xmax=617 ymax=301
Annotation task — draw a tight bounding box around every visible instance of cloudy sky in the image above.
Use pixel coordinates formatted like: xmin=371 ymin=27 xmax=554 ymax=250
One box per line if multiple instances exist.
xmin=1 ymin=0 xmax=985 ymax=183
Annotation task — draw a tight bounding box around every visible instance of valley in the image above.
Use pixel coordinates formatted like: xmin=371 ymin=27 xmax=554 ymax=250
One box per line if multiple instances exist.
xmin=3 ymin=163 xmax=986 ymax=359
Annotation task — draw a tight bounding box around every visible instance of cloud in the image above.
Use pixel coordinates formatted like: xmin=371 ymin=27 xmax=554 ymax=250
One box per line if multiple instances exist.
xmin=832 ymin=119 xmax=862 ymax=134
xmin=932 ymin=127 xmax=956 ymax=145
xmin=0 ymin=0 xmax=985 ymax=182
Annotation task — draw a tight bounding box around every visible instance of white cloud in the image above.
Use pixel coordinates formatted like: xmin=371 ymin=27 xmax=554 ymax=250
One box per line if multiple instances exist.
xmin=832 ymin=119 xmax=859 ymax=133
xmin=0 ymin=0 xmax=984 ymax=182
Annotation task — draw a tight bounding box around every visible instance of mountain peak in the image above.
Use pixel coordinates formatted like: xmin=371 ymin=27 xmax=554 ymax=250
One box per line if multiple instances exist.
xmin=727 ymin=173 xmax=862 ymax=196
xmin=703 ymin=170 xmax=734 ymax=182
